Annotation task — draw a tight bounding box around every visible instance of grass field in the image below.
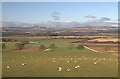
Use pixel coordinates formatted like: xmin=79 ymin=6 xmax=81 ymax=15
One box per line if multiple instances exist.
xmin=2 ymin=39 xmax=118 ymax=77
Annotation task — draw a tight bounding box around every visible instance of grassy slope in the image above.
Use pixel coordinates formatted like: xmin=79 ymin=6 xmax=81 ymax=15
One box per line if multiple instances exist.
xmin=2 ymin=39 xmax=118 ymax=77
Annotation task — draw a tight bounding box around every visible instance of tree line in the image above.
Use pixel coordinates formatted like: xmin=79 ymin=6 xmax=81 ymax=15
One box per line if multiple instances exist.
xmin=2 ymin=41 xmax=84 ymax=51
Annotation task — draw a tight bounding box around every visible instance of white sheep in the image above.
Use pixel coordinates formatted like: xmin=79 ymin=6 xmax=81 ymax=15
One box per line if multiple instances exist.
xmin=75 ymin=66 xmax=78 ymax=69
xmin=94 ymin=62 xmax=97 ymax=65
xmin=67 ymin=69 xmax=70 ymax=71
xmin=7 ymin=66 xmax=10 ymax=69
xmin=22 ymin=63 xmax=26 ymax=66
xmin=75 ymin=65 xmax=80 ymax=69
xmin=53 ymin=60 xmax=56 ymax=62
xmin=67 ymin=61 xmax=69 ymax=63
xmin=77 ymin=65 xmax=80 ymax=68
xmin=58 ymin=67 xmax=62 ymax=71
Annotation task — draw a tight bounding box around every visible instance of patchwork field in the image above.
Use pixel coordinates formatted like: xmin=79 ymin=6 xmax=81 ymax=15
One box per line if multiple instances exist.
xmin=88 ymin=38 xmax=118 ymax=42
xmin=85 ymin=44 xmax=118 ymax=55
xmin=2 ymin=39 xmax=118 ymax=77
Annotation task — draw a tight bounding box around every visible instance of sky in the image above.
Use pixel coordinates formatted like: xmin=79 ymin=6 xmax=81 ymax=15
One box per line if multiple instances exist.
xmin=2 ymin=2 xmax=118 ymax=24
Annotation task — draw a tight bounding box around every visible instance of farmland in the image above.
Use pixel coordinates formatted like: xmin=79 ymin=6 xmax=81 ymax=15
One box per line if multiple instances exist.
xmin=2 ymin=2 xmax=119 ymax=78
xmin=2 ymin=39 xmax=118 ymax=77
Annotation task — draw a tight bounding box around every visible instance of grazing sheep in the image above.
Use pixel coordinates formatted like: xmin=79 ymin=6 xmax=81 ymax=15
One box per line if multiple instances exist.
xmin=75 ymin=61 xmax=77 ymax=63
xmin=67 ymin=69 xmax=70 ymax=71
xmin=94 ymin=62 xmax=97 ymax=65
xmin=77 ymin=65 xmax=80 ymax=68
xmin=67 ymin=61 xmax=69 ymax=63
xmin=75 ymin=65 xmax=80 ymax=69
xmin=75 ymin=66 xmax=77 ymax=69
xmin=22 ymin=63 xmax=26 ymax=66
xmin=53 ymin=60 xmax=56 ymax=62
xmin=58 ymin=66 xmax=62 ymax=71
xmin=7 ymin=66 xmax=10 ymax=69
xmin=102 ymin=58 xmax=105 ymax=60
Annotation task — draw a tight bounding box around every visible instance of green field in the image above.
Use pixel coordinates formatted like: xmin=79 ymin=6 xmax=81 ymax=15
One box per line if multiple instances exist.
xmin=2 ymin=39 xmax=118 ymax=77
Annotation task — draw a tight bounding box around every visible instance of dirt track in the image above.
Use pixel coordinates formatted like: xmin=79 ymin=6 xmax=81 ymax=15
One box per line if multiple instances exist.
xmin=84 ymin=46 xmax=99 ymax=53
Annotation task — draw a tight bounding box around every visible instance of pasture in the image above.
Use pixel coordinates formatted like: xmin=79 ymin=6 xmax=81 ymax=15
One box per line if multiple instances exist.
xmin=2 ymin=39 xmax=118 ymax=77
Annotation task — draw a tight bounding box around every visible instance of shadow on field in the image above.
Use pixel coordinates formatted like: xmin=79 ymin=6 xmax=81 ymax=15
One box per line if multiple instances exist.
xmin=12 ymin=46 xmax=44 ymax=52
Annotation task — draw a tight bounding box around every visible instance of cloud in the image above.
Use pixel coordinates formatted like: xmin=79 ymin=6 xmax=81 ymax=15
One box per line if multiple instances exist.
xmin=53 ymin=12 xmax=60 ymax=15
xmin=100 ymin=17 xmax=111 ymax=21
xmin=51 ymin=11 xmax=60 ymax=20
xmin=85 ymin=15 xmax=96 ymax=18
xmin=52 ymin=15 xmax=60 ymax=20
xmin=64 ymin=21 xmax=72 ymax=23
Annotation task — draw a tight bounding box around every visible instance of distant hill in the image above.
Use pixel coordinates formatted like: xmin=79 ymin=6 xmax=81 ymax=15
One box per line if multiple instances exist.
xmin=2 ymin=21 xmax=118 ymax=28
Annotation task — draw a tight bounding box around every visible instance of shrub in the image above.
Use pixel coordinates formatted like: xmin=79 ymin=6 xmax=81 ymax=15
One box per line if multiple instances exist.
xmin=39 ymin=44 xmax=46 ymax=50
xmin=21 ymin=41 xmax=29 ymax=45
xmin=15 ymin=43 xmax=24 ymax=51
xmin=49 ymin=44 xmax=57 ymax=49
xmin=76 ymin=44 xmax=84 ymax=50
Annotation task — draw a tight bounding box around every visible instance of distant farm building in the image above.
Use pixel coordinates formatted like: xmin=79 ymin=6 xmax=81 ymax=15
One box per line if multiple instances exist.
xmin=29 ymin=41 xmax=39 ymax=43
